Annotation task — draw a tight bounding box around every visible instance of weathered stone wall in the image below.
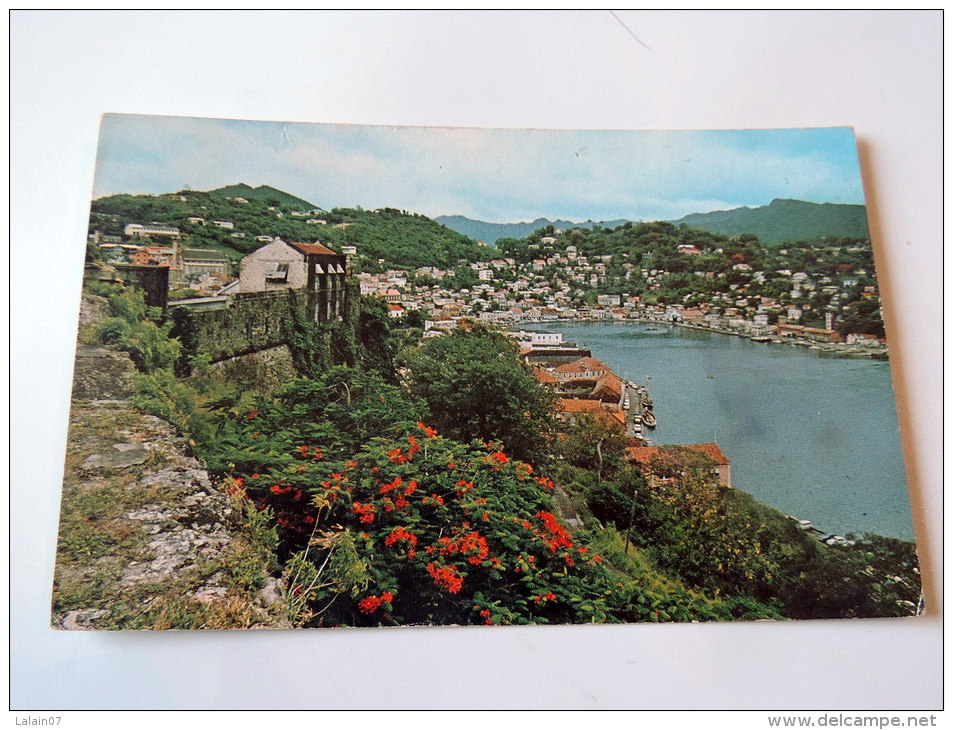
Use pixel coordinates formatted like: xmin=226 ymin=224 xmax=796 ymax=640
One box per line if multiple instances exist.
xmin=70 ymin=345 xmax=138 ymax=400
xmin=171 ymin=290 xmax=304 ymax=365
xmin=77 ymin=294 xmax=111 ymax=329
xmin=84 ymin=263 xmax=169 ymax=309
xmin=52 ymin=401 xmax=289 ymax=630
xmin=203 ymin=344 xmax=299 ymax=391
xmin=172 ymin=281 xmax=360 ymax=376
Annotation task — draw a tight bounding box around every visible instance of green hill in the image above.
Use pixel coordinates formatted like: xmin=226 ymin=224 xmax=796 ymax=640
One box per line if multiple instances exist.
xmin=670 ymin=198 xmax=870 ymax=245
xmin=207 ymin=183 xmax=318 ymax=211
xmin=88 ymin=191 xmax=486 ymax=272
xmin=311 ymin=207 xmax=487 ymax=270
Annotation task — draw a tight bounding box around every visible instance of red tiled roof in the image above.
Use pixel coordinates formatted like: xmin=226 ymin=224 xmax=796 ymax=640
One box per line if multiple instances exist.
xmin=289 ymin=242 xmax=340 ymax=256
xmin=556 ymin=399 xmax=626 ymax=428
xmin=626 ymin=443 xmax=730 ymax=466
xmin=592 ymin=372 xmax=623 ymax=401
xmin=553 ymin=357 xmax=609 ymax=373
xmin=557 ymin=398 xmax=606 ymax=413
xmin=532 ymin=366 xmax=559 ymax=385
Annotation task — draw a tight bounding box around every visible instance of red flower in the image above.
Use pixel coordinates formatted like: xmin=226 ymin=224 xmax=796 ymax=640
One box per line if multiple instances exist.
xmin=491 ymin=451 xmax=508 ymax=464
xmin=381 ymin=591 xmax=394 ymax=602
xmin=246 ymin=410 xmax=258 ymax=420
xmin=417 ymin=422 xmax=438 ymax=438
xmin=385 ymin=526 xmax=418 ymax=548
xmin=352 ymin=502 xmax=375 ymax=523
xmin=426 ymin=563 xmax=464 ymax=594
xmin=358 ymin=595 xmax=383 ymax=613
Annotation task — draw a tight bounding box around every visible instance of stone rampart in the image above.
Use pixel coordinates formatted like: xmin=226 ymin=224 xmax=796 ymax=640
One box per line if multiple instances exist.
xmin=170 ymin=290 xmax=305 ymax=366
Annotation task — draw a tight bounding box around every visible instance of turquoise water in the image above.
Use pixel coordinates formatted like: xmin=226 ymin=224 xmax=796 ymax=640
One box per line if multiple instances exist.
xmin=530 ymin=322 xmax=914 ymax=540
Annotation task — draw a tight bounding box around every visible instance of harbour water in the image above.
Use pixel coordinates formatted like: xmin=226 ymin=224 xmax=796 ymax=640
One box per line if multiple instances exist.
xmin=530 ymin=322 xmax=915 ymax=540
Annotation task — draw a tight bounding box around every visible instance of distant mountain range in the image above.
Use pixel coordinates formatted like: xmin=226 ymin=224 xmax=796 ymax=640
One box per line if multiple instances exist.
xmin=437 ymin=199 xmax=869 ymax=245
xmin=434 ymin=216 xmax=628 ymax=244
xmin=207 ymin=183 xmax=318 ymax=211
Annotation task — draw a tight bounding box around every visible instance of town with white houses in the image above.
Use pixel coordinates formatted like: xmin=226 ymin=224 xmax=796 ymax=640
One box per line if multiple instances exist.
xmin=92 ymin=213 xmax=888 ymax=360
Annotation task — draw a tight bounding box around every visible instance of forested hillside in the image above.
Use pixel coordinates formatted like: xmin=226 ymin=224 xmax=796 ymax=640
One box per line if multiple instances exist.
xmin=670 ymin=198 xmax=870 ymax=244
xmin=88 ymin=188 xmax=485 ymax=271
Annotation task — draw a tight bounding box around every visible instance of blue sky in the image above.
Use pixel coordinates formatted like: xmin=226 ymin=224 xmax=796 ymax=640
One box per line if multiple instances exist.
xmin=92 ymin=114 xmax=866 ymax=223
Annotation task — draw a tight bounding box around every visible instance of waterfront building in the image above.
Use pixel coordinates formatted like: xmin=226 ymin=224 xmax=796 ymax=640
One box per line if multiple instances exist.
xmin=627 ymin=443 xmax=732 ymax=487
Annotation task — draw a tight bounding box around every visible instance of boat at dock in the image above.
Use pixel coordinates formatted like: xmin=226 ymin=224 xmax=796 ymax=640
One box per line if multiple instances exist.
xmin=642 ymin=410 xmax=657 ymax=428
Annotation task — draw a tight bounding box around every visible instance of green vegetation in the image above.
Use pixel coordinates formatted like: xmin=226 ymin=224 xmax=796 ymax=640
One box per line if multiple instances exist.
xmin=554 ymin=440 xmax=920 ymax=619
xmin=88 ymin=283 xmax=181 ymax=373
xmin=671 ymin=198 xmax=870 ymax=245
xmin=400 ymin=324 xmax=556 ymax=466
xmin=207 ymin=182 xmax=317 ymax=210
xmin=89 ymin=187 xmax=485 ymax=272
xmin=64 ymin=216 xmax=914 ymax=626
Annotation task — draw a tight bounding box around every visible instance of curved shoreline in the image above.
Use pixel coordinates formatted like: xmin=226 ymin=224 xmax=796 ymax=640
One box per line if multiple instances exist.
xmin=523 ymin=316 xmax=888 ymax=359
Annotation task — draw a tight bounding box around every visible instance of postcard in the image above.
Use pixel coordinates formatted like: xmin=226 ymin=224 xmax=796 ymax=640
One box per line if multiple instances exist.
xmin=52 ymin=115 xmax=920 ymax=629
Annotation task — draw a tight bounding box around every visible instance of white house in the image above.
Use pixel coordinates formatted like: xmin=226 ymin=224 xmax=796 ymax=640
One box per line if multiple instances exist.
xmin=124 ymin=223 xmax=180 ymax=238
xmin=239 ymin=239 xmax=310 ymax=292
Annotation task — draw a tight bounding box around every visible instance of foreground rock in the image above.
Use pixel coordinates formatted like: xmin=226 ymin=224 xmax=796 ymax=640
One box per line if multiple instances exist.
xmin=51 ymin=400 xmax=291 ymax=630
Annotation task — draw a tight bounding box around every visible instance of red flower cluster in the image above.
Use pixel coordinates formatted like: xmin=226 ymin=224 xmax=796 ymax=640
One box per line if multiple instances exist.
xmin=437 ymin=530 xmax=490 ymax=565
xmin=535 ymin=511 xmax=574 ymax=553
xmin=352 ymin=502 xmax=375 ymax=523
xmin=491 ymin=451 xmax=509 ymax=464
xmin=246 ymin=410 xmax=258 ymax=420
xmin=533 ymin=591 xmax=557 ymax=604
xmin=358 ymin=595 xmax=383 ymax=613
xmin=422 ymin=494 xmax=445 ymax=506
xmin=379 ymin=476 xmax=404 ymax=494
xmin=426 ymin=563 xmax=463 ymax=594
xmin=417 ymin=422 xmax=438 ymax=438
xmin=535 ymin=476 xmax=556 ymax=492
xmin=384 ymin=526 xmax=419 ymax=549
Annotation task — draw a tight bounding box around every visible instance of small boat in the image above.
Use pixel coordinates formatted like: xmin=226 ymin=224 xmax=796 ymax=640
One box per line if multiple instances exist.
xmin=642 ymin=410 xmax=657 ymax=428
